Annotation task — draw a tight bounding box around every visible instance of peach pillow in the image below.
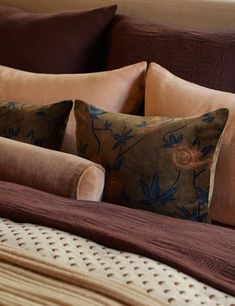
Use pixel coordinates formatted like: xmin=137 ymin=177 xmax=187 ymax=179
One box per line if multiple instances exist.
xmin=0 ymin=62 xmax=147 ymax=154
xmin=145 ymin=62 xmax=235 ymax=227
xmin=0 ymin=137 xmax=105 ymax=201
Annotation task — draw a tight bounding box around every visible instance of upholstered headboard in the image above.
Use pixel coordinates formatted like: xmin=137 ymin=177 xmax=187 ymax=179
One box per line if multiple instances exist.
xmin=0 ymin=0 xmax=235 ymax=32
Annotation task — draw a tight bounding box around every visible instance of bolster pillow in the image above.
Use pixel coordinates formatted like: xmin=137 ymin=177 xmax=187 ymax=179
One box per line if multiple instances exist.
xmin=0 ymin=137 xmax=105 ymax=201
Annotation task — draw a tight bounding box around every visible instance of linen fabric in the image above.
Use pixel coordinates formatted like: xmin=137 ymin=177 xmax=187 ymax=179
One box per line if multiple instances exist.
xmin=74 ymin=100 xmax=228 ymax=222
xmin=0 ymin=137 xmax=105 ymax=201
xmin=145 ymin=63 xmax=235 ymax=226
xmin=0 ymin=100 xmax=72 ymax=150
xmin=106 ymin=15 xmax=235 ymax=93
xmin=0 ymin=62 xmax=147 ymax=154
xmin=0 ymin=4 xmax=117 ymax=73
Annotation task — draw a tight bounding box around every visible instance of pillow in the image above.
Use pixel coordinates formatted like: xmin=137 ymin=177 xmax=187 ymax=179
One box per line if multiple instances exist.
xmin=145 ymin=62 xmax=235 ymax=226
xmin=0 ymin=5 xmax=116 ymax=73
xmin=74 ymin=100 xmax=228 ymax=222
xmin=0 ymin=137 xmax=105 ymax=201
xmin=107 ymin=15 xmax=235 ymax=93
xmin=0 ymin=100 xmax=72 ymax=150
xmin=0 ymin=62 xmax=147 ymax=154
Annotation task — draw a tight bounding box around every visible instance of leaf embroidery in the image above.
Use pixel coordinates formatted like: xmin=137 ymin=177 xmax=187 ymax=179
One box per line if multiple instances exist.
xmin=112 ymin=129 xmax=134 ymax=150
xmin=139 ymin=172 xmax=178 ymax=206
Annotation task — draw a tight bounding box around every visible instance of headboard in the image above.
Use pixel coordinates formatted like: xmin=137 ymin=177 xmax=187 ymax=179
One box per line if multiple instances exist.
xmin=0 ymin=0 xmax=235 ymax=32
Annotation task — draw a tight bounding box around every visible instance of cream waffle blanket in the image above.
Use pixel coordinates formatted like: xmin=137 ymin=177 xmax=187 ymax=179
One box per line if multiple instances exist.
xmin=0 ymin=242 xmax=164 ymax=306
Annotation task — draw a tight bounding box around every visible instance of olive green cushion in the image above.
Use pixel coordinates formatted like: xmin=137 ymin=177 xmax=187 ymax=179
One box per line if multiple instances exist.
xmin=74 ymin=100 xmax=228 ymax=222
xmin=0 ymin=100 xmax=72 ymax=150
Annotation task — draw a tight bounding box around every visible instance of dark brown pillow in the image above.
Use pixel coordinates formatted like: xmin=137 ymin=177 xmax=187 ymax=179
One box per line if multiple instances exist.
xmin=0 ymin=100 xmax=72 ymax=150
xmin=0 ymin=5 xmax=117 ymax=73
xmin=106 ymin=15 xmax=235 ymax=93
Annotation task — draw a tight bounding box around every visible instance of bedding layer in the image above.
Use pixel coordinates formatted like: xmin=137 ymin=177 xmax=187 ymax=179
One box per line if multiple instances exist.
xmin=0 ymin=181 xmax=234 ymax=296
xmin=1 ymin=217 xmax=234 ymax=306
xmin=0 ymin=243 xmax=162 ymax=306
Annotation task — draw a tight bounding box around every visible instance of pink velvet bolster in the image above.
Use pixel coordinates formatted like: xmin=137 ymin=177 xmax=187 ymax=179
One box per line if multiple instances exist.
xmin=0 ymin=137 xmax=105 ymax=201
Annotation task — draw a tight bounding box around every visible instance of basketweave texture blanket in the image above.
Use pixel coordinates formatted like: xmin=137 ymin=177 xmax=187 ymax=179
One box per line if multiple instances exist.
xmin=0 ymin=181 xmax=234 ymax=297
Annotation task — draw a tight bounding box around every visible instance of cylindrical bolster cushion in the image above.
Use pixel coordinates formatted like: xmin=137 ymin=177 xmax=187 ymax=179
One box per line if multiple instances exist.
xmin=0 ymin=137 xmax=105 ymax=201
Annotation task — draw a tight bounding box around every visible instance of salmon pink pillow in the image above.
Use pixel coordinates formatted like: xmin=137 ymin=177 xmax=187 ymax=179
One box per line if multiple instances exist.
xmin=0 ymin=62 xmax=147 ymax=154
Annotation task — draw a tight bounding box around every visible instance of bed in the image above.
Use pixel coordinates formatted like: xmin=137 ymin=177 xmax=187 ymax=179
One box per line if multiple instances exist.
xmin=0 ymin=0 xmax=234 ymax=305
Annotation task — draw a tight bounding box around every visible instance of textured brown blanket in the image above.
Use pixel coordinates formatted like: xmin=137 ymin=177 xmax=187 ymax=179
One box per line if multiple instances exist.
xmin=0 ymin=181 xmax=234 ymax=296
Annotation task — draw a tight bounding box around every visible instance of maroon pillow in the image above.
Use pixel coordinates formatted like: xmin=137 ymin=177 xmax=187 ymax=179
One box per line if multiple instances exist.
xmin=0 ymin=5 xmax=117 ymax=73
xmin=106 ymin=15 xmax=235 ymax=93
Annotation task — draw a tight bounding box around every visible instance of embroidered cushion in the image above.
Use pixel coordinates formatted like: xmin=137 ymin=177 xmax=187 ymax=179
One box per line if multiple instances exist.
xmin=74 ymin=100 xmax=228 ymax=222
xmin=0 ymin=100 xmax=72 ymax=150
xmin=145 ymin=62 xmax=235 ymax=226
xmin=0 ymin=62 xmax=146 ymax=154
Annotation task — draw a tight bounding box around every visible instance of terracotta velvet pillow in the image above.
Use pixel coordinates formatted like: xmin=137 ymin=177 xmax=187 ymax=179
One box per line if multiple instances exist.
xmin=0 ymin=4 xmax=116 ymax=73
xmin=0 ymin=100 xmax=72 ymax=150
xmin=145 ymin=63 xmax=235 ymax=226
xmin=107 ymin=15 xmax=235 ymax=93
xmin=0 ymin=137 xmax=105 ymax=201
xmin=74 ymin=100 xmax=228 ymax=222
xmin=0 ymin=62 xmax=147 ymax=154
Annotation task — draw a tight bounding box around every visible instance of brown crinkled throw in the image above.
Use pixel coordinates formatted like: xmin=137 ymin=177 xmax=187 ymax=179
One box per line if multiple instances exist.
xmin=0 ymin=181 xmax=234 ymax=296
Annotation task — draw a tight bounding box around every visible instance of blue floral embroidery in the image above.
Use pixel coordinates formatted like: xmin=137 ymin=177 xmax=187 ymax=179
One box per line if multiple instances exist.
xmin=86 ymin=105 xmax=106 ymax=120
xmin=162 ymin=133 xmax=183 ymax=148
xmin=4 ymin=127 xmax=20 ymax=139
xmin=201 ymin=145 xmax=214 ymax=157
xmin=135 ymin=121 xmax=148 ymax=128
xmin=139 ymin=171 xmax=179 ymax=206
xmin=192 ymin=136 xmax=200 ymax=148
xmin=178 ymin=206 xmax=207 ymax=222
xmin=193 ymin=170 xmax=209 ymax=207
xmin=202 ymin=113 xmax=215 ymax=123
xmin=104 ymin=120 xmax=112 ymax=130
xmin=195 ymin=186 xmax=209 ymax=206
xmin=162 ymin=125 xmax=186 ymax=148
xmin=113 ymin=129 xmax=134 ymax=150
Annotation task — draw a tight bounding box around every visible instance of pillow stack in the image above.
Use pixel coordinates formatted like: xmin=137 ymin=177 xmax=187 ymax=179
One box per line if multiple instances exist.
xmin=0 ymin=4 xmax=234 ymax=228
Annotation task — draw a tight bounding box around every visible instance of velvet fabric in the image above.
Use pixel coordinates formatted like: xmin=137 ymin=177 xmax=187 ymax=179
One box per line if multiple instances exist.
xmin=0 ymin=137 xmax=105 ymax=201
xmin=145 ymin=63 xmax=235 ymax=226
xmin=0 ymin=100 xmax=72 ymax=150
xmin=74 ymin=100 xmax=228 ymax=222
xmin=0 ymin=5 xmax=116 ymax=73
xmin=0 ymin=62 xmax=147 ymax=154
xmin=106 ymin=15 xmax=235 ymax=93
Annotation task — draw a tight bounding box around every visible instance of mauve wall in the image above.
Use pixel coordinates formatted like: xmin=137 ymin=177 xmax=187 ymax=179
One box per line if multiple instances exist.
xmin=0 ymin=0 xmax=235 ymax=32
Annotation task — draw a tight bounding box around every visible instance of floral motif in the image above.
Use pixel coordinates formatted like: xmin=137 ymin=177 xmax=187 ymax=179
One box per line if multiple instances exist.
xmin=178 ymin=206 xmax=208 ymax=222
xmin=75 ymin=100 xmax=228 ymax=223
xmin=86 ymin=105 xmax=106 ymax=120
xmin=139 ymin=171 xmax=179 ymax=208
xmin=0 ymin=100 xmax=72 ymax=150
xmin=113 ymin=128 xmax=134 ymax=150
xmin=168 ymin=141 xmax=207 ymax=171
